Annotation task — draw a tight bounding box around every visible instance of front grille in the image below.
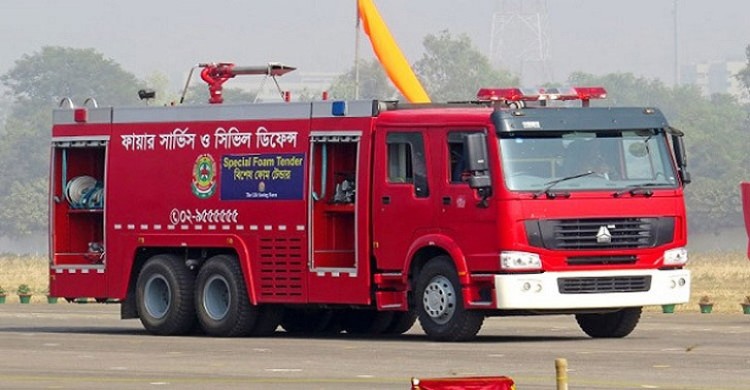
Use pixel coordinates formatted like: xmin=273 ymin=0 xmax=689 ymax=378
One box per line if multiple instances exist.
xmin=555 ymin=218 xmax=652 ymax=249
xmin=567 ymin=255 xmax=637 ymax=266
xmin=558 ymin=276 xmax=651 ymax=294
xmin=526 ymin=217 xmax=674 ymax=250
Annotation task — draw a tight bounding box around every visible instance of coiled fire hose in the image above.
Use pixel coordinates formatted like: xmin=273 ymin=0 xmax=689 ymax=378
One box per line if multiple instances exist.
xmin=65 ymin=176 xmax=104 ymax=209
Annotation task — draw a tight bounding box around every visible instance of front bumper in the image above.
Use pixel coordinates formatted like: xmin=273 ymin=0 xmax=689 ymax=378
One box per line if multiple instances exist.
xmin=493 ymin=269 xmax=690 ymax=309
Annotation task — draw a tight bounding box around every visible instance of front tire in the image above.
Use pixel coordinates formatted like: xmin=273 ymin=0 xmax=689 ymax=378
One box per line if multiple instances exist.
xmin=136 ymin=254 xmax=196 ymax=335
xmin=576 ymin=307 xmax=642 ymax=338
xmin=195 ymin=254 xmax=257 ymax=337
xmin=416 ymin=256 xmax=484 ymax=341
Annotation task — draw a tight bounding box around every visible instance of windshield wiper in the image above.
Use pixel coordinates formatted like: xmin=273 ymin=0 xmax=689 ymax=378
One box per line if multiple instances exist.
xmin=533 ymin=171 xmax=595 ymax=199
xmin=613 ymin=183 xmax=663 ymax=198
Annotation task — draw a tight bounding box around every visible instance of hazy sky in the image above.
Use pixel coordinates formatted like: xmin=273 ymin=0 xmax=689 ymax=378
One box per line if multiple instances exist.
xmin=1 ymin=1 xmax=749 ymax=90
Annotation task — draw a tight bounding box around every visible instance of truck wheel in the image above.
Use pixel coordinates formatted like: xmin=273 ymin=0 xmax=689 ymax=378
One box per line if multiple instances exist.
xmin=136 ymin=254 xmax=196 ymax=335
xmin=195 ymin=254 xmax=257 ymax=337
xmin=340 ymin=309 xmax=394 ymax=335
xmin=576 ymin=307 xmax=642 ymax=338
xmin=416 ymin=256 xmax=484 ymax=341
xmin=383 ymin=309 xmax=417 ymax=335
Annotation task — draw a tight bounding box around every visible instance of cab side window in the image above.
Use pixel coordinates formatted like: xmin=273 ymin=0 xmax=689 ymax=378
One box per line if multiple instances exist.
xmin=448 ymin=131 xmax=475 ymax=184
xmin=386 ymin=132 xmax=429 ymax=198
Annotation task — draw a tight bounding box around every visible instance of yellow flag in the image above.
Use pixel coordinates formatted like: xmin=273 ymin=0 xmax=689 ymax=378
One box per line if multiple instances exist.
xmin=357 ymin=0 xmax=431 ymax=103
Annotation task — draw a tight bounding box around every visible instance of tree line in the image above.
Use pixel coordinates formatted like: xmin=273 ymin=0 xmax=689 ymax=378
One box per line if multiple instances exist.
xmin=1 ymin=34 xmax=748 ymax=238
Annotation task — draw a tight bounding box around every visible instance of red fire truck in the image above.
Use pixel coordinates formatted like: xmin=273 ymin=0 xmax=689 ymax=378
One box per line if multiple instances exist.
xmin=49 ymin=63 xmax=691 ymax=341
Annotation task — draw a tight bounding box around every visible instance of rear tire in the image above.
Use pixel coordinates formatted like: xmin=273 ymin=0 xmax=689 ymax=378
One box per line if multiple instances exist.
xmin=136 ymin=254 xmax=196 ymax=336
xmin=576 ymin=307 xmax=642 ymax=338
xmin=195 ymin=254 xmax=257 ymax=337
xmin=416 ymin=256 xmax=484 ymax=341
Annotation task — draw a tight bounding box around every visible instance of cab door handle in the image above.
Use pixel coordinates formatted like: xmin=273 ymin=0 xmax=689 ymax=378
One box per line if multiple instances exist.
xmin=382 ymin=196 xmax=391 ymax=205
xmin=442 ymin=196 xmax=451 ymax=205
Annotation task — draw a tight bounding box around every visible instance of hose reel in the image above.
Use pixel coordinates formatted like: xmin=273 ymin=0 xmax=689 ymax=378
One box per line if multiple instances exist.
xmin=65 ymin=176 xmax=104 ymax=209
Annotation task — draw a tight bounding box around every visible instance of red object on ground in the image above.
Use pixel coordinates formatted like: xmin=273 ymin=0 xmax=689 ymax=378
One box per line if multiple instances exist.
xmin=411 ymin=376 xmax=515 ymax=390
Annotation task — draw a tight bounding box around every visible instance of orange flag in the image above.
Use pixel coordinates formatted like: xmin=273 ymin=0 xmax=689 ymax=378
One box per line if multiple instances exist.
xmin=357 ymin=0 xmax=431 ymax=103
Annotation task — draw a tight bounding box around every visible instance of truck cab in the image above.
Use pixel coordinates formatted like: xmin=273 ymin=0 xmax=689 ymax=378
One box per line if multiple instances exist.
xmin=370 ymin=87 xmax=690 ymax=339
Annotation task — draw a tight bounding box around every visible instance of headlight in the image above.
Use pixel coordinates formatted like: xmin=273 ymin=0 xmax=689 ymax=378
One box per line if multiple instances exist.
xmin=663 ymin=247 xmax=688 ymax=266
xmin=500 ymin=251 xmax=542 ymax=270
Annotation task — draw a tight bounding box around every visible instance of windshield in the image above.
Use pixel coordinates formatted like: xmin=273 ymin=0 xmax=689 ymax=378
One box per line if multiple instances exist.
xmin=499 ymin=129 xmax=679 ymax=192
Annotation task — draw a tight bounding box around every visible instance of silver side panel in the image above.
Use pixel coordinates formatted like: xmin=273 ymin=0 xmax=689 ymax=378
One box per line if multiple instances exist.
xmin=52 ymin=136 xmax=110 ymax=147
xmin=311 ymin=100 xmax=378 ymax=118
xmin=53 ymin=101 xmax=380 ymax=125
xmin=310 ymin=131 xmax=363 ymax=143
xmin=112 ymin=102 xmax=313 ymax=124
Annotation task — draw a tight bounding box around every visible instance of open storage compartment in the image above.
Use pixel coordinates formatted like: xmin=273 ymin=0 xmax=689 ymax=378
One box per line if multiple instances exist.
xmin=309 ymin=133 xmax=360 ymax=270
xmin=51 ymin=140 xmax=106 ymax=267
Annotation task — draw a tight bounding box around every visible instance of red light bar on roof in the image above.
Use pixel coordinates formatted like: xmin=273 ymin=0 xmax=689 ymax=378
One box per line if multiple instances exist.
xmin=572 ymin=86 xmax=607 ymax=100
xmin=539 ymin=87 xmax=577 ymax=100
xmin=476 ymin=88 xmax=540 ymax=101
xmin=476 ymin=86 xmax=607 ymax=102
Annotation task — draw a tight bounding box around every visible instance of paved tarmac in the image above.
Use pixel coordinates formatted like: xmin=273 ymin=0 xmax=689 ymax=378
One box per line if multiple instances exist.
xmin=0 ymin=303 xmax=748 ymax=389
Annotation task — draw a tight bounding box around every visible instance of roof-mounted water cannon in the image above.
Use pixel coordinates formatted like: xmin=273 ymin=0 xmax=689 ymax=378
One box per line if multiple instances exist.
xmin=476 ymin=86 xmax=607 ymax=107
xmin=180 ymin=62 xmax=296 ymax=104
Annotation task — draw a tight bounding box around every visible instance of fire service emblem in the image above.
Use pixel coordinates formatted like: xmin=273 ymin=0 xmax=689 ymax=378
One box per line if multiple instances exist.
xmin=192 ymin=154 xmax=217 ymax=199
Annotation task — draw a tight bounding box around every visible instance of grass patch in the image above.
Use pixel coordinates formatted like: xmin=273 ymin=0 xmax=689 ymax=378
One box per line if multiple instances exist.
xmin=682 ymin=250 xmax=750 ymax=313
xmin=1 ymin=252 xmax=749 ymax=312
xmin=0 ymin=255 xmax=49 ymax=304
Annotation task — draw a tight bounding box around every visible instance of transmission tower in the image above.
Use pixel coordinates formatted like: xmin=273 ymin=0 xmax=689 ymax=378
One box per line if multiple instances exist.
xmin=489 ymin=0 xmax=553 ymax=85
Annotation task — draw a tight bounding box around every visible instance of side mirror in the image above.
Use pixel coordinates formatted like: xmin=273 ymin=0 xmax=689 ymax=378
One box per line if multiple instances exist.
xmin=463 ymin=133 xmax=492 ymax=206
xmin=464 ymin=133 xmax=489 ymax=172
xmin=671 ymin=134 xmax=691 ymax=185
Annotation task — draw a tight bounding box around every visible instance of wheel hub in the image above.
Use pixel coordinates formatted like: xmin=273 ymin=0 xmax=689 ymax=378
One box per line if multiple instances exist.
xmin=203 ymin=275 xmax=231 ymax=321
xmin=422 ymin=275 xmax=456 ymax=325
xmin=144 ymin=275 xmax=171 ymax=319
